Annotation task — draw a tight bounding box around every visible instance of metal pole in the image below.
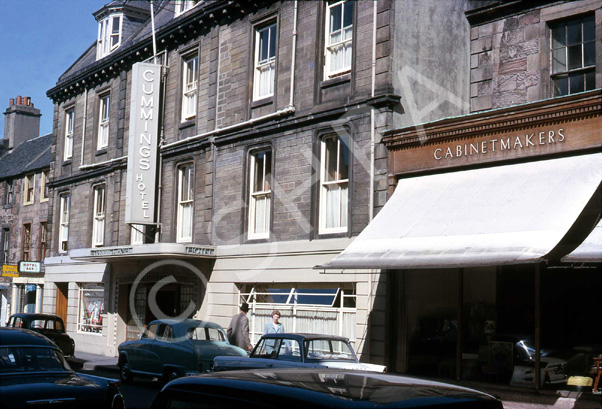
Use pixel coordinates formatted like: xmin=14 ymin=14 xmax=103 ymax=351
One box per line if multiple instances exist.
xmin=535 ymin=263 xmax=541 ymax=392
xmin=457 ymin=268 xmax=464 ymax=381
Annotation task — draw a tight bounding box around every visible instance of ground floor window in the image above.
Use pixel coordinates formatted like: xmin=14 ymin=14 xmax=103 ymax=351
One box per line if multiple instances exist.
xmin=78 ymin=283 xmax=105 ymax=334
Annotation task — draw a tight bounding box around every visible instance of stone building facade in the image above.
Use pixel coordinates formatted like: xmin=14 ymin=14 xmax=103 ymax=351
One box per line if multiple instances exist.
xmin=42 ymin=0 xmax=475 ymax=358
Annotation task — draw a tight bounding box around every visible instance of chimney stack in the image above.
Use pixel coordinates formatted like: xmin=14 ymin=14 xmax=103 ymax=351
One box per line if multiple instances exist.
xmin=3 ymin=95 xmax=42 ymax=150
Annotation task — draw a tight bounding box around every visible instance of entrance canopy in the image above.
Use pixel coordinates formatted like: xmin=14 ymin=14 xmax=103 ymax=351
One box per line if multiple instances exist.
xmin=562 ymin=219 xmax=602 ymax=263
xmin=322 ymin=153 xmax=602 ymax=270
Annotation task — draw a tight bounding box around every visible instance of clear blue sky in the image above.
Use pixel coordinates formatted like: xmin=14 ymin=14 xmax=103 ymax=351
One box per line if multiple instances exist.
xmin=0 ymin=0 xmax=108 ymax=136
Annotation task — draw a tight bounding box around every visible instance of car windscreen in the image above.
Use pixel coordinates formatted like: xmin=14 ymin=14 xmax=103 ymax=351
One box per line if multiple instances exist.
xmin=305 ymin=339 xmax=355 ymax=361
xmin=0 ymin=347 xmax=71 ymax=374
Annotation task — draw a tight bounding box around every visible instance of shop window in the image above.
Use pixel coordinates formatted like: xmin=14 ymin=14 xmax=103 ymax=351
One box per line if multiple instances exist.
xmin=324 ymin=0 xmax=354 ymax=79
xmin=319 ymin=135 xmax=349 ymax=234
xmin=40 ymin=222 xmax=47 ymax=260
xmin=40 ymin=170 xmax=49 ymax=201
xmin=550 ymin=15 xmax=596 ymax=96
xmin=97 ymin=93 xmax=110 ymax=150
xmin=92 ymin=185 xmax=105 ymax=247
xmin=248 ymin=149 xmax=272 ymax=239
xmin=24 ymin=174 xmax=35 ymax=205
xmin=4 ymin=180 xmax=13 ymax=205
xmin=64 ymin=108 xmax=74 ymax=160
xmin=78 ymin=283 xmax=105 ymax=333
xmin=2 ymin=228 xmax=9 ymax=263
xmin=175 ymin=0 xmax=200 ymax=16
xmin=176 ymin=163 xmax=194 ymax=242
xmin=181 ymin=55 xmax=198 ymax=122
xmin=253 ymin=21 xmax=277 ymax=101
xmin=97 ymin=14 xmax=122 ymax=59
xmin=22 ymin=224 xmax=31 ymax=261
xmin=58 ymin=194 xmax=70 ymax=253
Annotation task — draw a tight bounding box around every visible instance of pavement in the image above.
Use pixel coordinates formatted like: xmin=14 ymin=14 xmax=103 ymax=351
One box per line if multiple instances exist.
xmin=67 ymin=352 xmax=602 ymax=408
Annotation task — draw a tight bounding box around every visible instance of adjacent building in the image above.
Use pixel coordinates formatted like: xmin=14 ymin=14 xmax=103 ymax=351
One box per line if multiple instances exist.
xmin=0 ymin=96 xmax=51 ymax=323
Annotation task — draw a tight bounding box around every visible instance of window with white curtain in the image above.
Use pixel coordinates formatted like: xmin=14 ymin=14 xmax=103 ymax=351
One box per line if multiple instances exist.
xmin=131 ymin=224 xmax=144 ymax=245
xmin=181 ymin=55 xmax=198 ymax=121
xmin=59 ymin=194 xmax=70 ymax=253
xmin=24 ymin=174 xmax=35 ymax=204
xmin=248 ymin=149 xmax=272 ymax=239
xmin=92 ymin=185 xmax=105 ymax=247
xmin=253 ymin=22 xmax=277 ymax=100
xmin=324 ymin=0 xmax=353 ymax=79
xmin=319 ymin=135 xmax=349 ymax=234
xmin=177 ymin=163 xmax=194 ymax=242
xmin=98 ymin=94 xmax=110 ymax=150
xmin=64 ymin=108 xmax=74 ymax=160
xmin=97 ymin=14 xmax=122 ymax=59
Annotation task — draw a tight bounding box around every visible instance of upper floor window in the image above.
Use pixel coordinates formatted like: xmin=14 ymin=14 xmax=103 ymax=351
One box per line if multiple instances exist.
xmin=24 ymin=174 xmax=35 ymax=205
xmin=59 ymin=194 xmax=70 ymax=253
xmin=22 ymin=224 xmax=31 ymax=261
xmin=4 ymin=180 xmax=13 ymax=205
xmin=40 ymin=170 xmax=49 ymax=201
xmin=177 ymin=163 xmax=194 ymax=243
xmin=175 ymin=0 xmax=200 ymax=15
xmin=325 ymin=0 xmax=353 ymax=79
xmin=98 ymin=94 xmax=110 ymax=150
xmin=551 ymin=15 xmax=596 ymax=96
xmin=40 ymin=222 xmax=48 ymax=260
xmin=248 ymin=149 xmax=272 ymax=240
xmin=2 ymin=228 xmax=9 ymax=263
xmin=319 ymin=135 xmax=349 ymax=234
xmin=97 ymin=14 xmax=122 ymax=59
xmin=92 ymin=185 xmax=106 ymax=247
xmin=253 ymin=22 xmax=277 ymax=101
xmin=131 ymin=224 xmax=144 ymax=245
xmin=181 ymin=55 xmax=198 ymax=121
xmin=64 ymin=108 xmax=74 ymax=160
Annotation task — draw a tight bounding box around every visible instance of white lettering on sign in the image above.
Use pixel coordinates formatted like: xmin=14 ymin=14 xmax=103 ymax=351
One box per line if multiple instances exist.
xmin=433 ymin=128 xmax=565 ymax=161
xmin=125 ymin=63 xmax=161 ymax=224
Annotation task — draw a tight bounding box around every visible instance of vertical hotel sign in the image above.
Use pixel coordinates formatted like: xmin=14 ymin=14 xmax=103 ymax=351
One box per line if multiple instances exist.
xmin=125 ymin=62 xmax=160 ymax=224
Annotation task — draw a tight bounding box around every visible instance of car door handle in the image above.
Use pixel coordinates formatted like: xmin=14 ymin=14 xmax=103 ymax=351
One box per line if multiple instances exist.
xmin=267 ymin=364 xmax=273 ymax=368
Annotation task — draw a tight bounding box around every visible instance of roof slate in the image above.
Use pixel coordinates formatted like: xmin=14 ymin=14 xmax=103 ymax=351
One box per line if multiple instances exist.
xmin=0 ymin=134 xmax=52 ymax=180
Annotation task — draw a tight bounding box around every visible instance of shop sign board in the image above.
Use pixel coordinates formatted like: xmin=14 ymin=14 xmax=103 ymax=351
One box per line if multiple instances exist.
xmin=125 ymin=62 xmax=161 ymax=225
xmin=18 ymin=261 xmax=41 ymax=273
xmin=2 ymin=265 xmax=18 ymax=278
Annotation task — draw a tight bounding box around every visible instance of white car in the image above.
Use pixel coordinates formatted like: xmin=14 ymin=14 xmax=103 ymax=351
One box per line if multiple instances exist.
xmin=213 ymin=333 xmax=386 ymax=373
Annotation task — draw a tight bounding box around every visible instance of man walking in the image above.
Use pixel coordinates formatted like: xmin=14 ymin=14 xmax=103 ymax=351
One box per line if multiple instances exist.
xmin=227 ymin=303 xmax=252 ymax=351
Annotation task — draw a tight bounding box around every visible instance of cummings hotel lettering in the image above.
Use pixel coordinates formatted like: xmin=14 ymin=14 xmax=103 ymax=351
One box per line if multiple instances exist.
xmin=125 ymin=63 xmax=161 ymax=224
xmin=434 ymin=128 xmax=565 ymax=160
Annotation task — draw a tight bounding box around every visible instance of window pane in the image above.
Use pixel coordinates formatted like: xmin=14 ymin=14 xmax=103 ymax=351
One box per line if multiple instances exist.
xmin=338 ymin=141 xmax=349 ymax=180
xmin=268 ymin=25 xmax=276 ymax=58
xmin=325 ymin=138 xmax=337 ymax=182
xmin=343 ymin=1 xmax=353 ymax=29
xmin=111 ymin=16 xmax=120 ymax=34
xmin=583 ymin=41 xmax=595 ymax=67
xmin=569 ymin=72 xmax=584 ymax=94
xmin=553 ymin=75 xmax=568 ymax=97
xmin=254 ymin=152 xmax=265 ymax=193
xmin=583 ymin=17 xmax=595 ymax=42
xmin=330 ymin=4 xmax=341 ymax=33
xmin=585 ymin=70 xmax=595 ymax=91
xmin=325 ymin=185 xmax=340 ymax=229
xmin=260 ymin=29 xmax=269 ymax=62
xmin=264 ymin=151 xmax=272 ymax=190
xmin=567 ymin=44 xmax=582 ymax=70
xmin=551 ymin=24 xmax=565 ymax=49
xmin=566 ymin=19 xmax=582 ymax=46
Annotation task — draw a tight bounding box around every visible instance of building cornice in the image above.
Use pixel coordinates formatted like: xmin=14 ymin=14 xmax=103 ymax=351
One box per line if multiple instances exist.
xmin=382 ymin=90 xmax=602 ymax=150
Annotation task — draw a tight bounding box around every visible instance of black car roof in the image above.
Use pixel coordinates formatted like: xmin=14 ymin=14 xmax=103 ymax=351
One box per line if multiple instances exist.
xmin=10 ymin=313 xmax=64 ymax=321
xmin=0 ymin=328 xmax=60 ymax=348
xmin=259 ymin=333 xmax=349 ymax=342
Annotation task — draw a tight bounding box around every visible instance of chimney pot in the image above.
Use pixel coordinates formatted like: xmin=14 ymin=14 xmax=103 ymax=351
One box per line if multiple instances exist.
xmin=24 ymin=97 xmax=31 ymax=106
xmin=9 ymin=98 xmax=14 ymax=107
xmin=16 ymin=96 xmax=22 ymax=105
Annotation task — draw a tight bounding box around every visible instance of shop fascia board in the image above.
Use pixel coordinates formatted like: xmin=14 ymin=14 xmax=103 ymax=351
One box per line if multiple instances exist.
xmin=69 ymin=243 xmax=216 ymax=263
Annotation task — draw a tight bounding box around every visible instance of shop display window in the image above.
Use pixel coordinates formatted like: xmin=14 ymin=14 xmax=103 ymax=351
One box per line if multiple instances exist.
xmin=78 ymin=283 xmax=105 ymax=334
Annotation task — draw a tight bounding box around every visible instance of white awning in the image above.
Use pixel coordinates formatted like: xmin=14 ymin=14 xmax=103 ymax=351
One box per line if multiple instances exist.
xmin=322 ymin=153 xmax=602 ymax=270
xmin=561 ymin=220 xmax=602 ymax=263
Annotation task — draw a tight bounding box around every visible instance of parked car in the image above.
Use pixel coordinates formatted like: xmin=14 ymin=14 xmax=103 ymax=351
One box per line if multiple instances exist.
xmin=213 ymin=333 xmax=387 ymax=373
xmin=489 ymin=335 xmax=567 ymax=388
xmin=0 ymin=327 xmax=123 ymax=409
xmin=7 ymin=313 xmax=75 ymax=357
xmin=150 ymin=368 xmax=503 ymax=408
xmin=118 ymin=319 xmax=246 ymax=383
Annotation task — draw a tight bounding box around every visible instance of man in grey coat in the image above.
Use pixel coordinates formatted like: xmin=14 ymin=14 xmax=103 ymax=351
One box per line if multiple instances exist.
xmin=227 ymin=303 xmax=252 ymax=351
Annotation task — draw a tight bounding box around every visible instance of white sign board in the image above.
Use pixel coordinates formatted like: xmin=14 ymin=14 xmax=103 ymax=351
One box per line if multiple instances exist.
xmin=125 ymin=62 xmax=161 ymax=224
xmin=18 ymin=261 xmax=41 ymax=273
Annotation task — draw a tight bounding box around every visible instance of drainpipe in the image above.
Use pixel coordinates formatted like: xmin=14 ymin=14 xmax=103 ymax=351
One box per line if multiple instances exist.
xmin=288 ymin=1 xmax=298 ymax=108
xmin=80 ymin=88 xmax=88 ymax=167
xmin=155 ymin=64 xmax=168 ymax=243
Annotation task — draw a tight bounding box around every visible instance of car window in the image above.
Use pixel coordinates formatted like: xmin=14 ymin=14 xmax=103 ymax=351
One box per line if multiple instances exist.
xmin=11 ymin=317 xmax=24 ymax=328
xmin=253 ymin=338 xmax=281 ymax=358
xmin=0 ymin=347 xmax=68 ymax=373
xmin=305 ymin=339 xmax=355 ymax=361
xmin=143 ymin=323 xmax=159 ymax=339
xmin=156 ymin=324 xmax=167 ymax=340
xmin=52 ymin=320 xmax=65 ymax=332
xmin=30 ymin=320 xmax=45 ymax=330
xmin=160 ymin=325 xmax=173 ymax=342
xmin=186 ymin=327 xmax=225 ymax=341
xmin=207 ymin=328 xmax=224 ymax=341
xmin=277 ymin=339 xmax=301 ymax=361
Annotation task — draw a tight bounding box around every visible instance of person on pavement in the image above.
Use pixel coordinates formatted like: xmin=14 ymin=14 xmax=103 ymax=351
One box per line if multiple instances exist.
xmin=227 ymin=303 xmax=252 ymax=352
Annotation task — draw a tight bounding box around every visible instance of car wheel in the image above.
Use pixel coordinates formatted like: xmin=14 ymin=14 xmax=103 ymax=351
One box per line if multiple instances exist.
xmin=119 ymin=360 xmax=133 ymax=383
